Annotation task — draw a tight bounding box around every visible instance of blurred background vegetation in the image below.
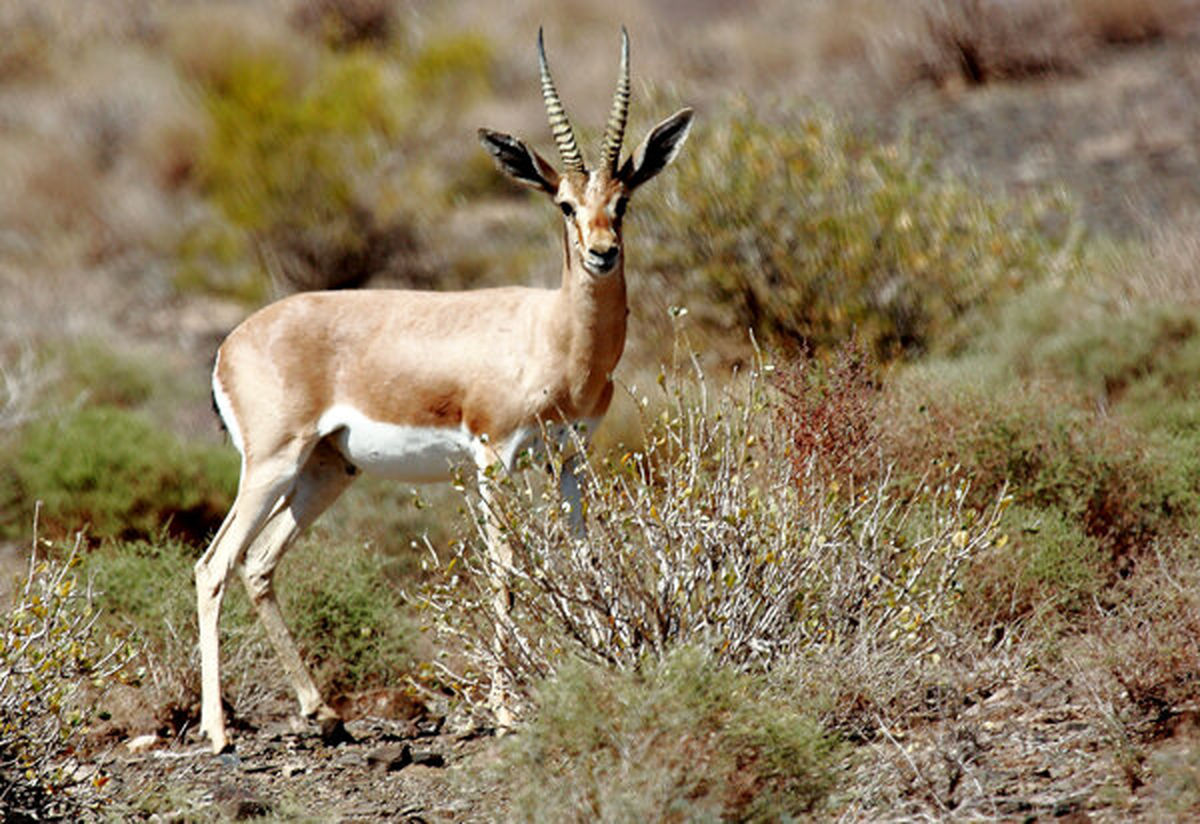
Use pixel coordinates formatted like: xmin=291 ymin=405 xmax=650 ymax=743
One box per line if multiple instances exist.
xmin=3 ymin=0 xmax=1200 ymax=818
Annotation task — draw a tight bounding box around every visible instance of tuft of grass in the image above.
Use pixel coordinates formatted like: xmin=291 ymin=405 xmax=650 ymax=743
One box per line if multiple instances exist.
xmin=488 ymin=648 xmax=841 ymax=822
xmin=55 ymin=339 xmax=158 ymax=409
xmin=639 ymin=110 xmax=1076 ymax=362
xmin=0 ymin=405 xmax=237 ymax=543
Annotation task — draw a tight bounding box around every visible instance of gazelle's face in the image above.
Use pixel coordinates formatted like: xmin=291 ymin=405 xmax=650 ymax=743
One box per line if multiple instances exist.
xmin=477 ymin=30 xmax=693 ymax=279
xmin=556 ymin=173 xmax=629 ymax=276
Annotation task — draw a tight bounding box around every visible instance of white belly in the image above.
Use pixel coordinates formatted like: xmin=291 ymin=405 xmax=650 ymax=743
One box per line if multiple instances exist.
xmin=318 ymin=405 xmax=474 ymax=482
xmin=317 ymin=405 xmax=602 ymax=482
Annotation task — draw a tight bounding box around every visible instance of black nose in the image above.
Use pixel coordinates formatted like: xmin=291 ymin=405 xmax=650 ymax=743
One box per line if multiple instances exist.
xmin=588 ymin=247 xmax=619 ymax=267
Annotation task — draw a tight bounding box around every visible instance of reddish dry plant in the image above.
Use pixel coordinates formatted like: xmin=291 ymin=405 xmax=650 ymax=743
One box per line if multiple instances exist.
xmin=771 ymin=339 xmax=883 ymax=494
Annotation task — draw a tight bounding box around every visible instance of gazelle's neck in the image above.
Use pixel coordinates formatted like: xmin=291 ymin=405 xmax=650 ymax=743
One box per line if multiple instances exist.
xmin=557 ymin=226 xmax=627 ymax=402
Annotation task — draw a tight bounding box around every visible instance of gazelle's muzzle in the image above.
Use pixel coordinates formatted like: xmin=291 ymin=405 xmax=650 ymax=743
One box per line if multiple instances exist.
xmin=584 ymin=246 xmax=621 ymax=275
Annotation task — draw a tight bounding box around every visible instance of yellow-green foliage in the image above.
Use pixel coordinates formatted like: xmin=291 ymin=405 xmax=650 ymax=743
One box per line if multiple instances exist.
xmin=404 ymin=32 xmax=493 ymax=100
xmin=199 ymin=52 xmax=396 ymax=230
xmin=181 ymin=46 xmax=403 ymax=296
xmin=641 ymin=110 xmax=1077 ymax=360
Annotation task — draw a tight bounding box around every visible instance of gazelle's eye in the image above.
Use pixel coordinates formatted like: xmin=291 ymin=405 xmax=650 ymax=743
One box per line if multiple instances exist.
xmin=614 ymin=198 xmax=628 ymax=219
xmin=559 ymin=202 xmax=575 ymax=218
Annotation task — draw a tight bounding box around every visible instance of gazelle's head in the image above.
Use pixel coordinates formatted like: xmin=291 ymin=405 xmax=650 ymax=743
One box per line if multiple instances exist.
xmin=479 ymin=28 xmax=693 ymax=277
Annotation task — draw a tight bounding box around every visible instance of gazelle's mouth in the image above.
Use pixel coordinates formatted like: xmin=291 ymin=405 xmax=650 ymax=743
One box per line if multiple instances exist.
xmin=583 ymin=248 xmax=620 ymax=275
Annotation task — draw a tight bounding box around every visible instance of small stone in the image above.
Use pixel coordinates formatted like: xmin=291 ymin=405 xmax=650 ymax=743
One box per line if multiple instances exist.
xmin=367 ymin=743 xmax=412 ymax=772
xmin=126 ymin=733 xmax=160 ymax=754
xmin=211 ymin=782 xmax=271 ymax=820
xmin=411 ymin=749 xmax=445 ymax=768
xmin=281 ymin=760 xmax=307 ymax=777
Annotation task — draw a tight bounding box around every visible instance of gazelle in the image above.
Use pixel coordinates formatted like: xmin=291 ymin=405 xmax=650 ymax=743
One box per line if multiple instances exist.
xmin=194 ymin=27 xmax=693 ymax=752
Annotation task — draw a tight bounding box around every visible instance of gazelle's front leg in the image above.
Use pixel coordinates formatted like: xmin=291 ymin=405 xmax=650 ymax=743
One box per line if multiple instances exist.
xmin=475 ymin=445 xmax=515 ymax=731
xmin=558 ymin=451 xmax=587 ymax=540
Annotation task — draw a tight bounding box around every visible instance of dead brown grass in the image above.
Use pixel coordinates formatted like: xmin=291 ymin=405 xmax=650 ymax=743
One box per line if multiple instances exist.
xmin=914 ymin=0 xmax=1087 ymax=86
xmin=856 ymin=0 xmax=1199 ymax=92
xmin=1072 ymin=0 xmax=1200 ymax=45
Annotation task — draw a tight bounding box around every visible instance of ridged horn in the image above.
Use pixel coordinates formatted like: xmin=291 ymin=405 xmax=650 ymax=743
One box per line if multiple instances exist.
xmin=537 ymin=27 xmax=586 ymax=176
xmin=600 ymin=26 xmax=631 ymax=176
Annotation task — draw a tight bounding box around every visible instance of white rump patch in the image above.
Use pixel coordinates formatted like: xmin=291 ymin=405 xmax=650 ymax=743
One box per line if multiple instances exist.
xmin=211 ymin=351 xmax=244 ymax=455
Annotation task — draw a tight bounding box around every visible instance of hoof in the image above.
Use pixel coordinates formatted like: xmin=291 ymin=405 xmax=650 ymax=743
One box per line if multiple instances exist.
xmin=319 ymin=716 xmax=356 ymax=747
xmin=492 ymin=705 xmax=515 ymax=737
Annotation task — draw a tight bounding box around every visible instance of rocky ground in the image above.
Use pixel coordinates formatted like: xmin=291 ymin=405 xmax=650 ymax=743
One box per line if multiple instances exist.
xmin=90 ymin=696 xmax=503 ymax=822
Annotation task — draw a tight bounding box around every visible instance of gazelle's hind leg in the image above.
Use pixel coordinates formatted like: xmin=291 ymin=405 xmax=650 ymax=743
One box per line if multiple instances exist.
xmin=237 ymin=439 xmax=356 ymax=730
xmin=195 ymin=441 xmax=312 ymax=753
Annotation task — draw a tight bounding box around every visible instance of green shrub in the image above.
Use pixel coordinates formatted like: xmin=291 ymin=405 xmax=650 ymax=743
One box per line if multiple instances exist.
xmin=490 ymin=648 xmax=840 ymax=821
xmin=639 ymin=110 xmax=1077 ymax=361
xmin=0 ymin=405 xmax=237 ymax=543
xmin=279 ymin=538 xmax=415 ymax=693
xmin=182 ymin=46 xmax=412 ymax=296
xmin=83 ymin=537 xmax=269 ymax=729
xmin=883 ymin=361 xmax=1197 ymax=623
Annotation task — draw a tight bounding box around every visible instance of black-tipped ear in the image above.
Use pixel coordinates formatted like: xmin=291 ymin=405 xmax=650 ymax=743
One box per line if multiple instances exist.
xmin=619 ymin=108 xmax=694 ymax=191
xmin=478 ymin=129 xmax=560 ymax=194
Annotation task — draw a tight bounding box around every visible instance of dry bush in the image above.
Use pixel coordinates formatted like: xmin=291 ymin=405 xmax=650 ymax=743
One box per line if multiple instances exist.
xmin=0 ymin=141 xmax=118 ymax=263
xmin=1088 ymin=555 xmax=1200 ymax=737
xmin=863 ymin=0 xmax=1198 ymax=90
xmin=136 ymin=99 xmax=210 ymax=193
xmin=1 ymin=520 xmax=133 ymax=819
xmin=290 ymin=0 xmax=399 ymax=49
xmin=772 ymin=338 xmax=883 ymax=494
xmin=424 ymin=359 xmax=1006 ymax=723
xmin=0 ymin=5 xmax=55 ymax=83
